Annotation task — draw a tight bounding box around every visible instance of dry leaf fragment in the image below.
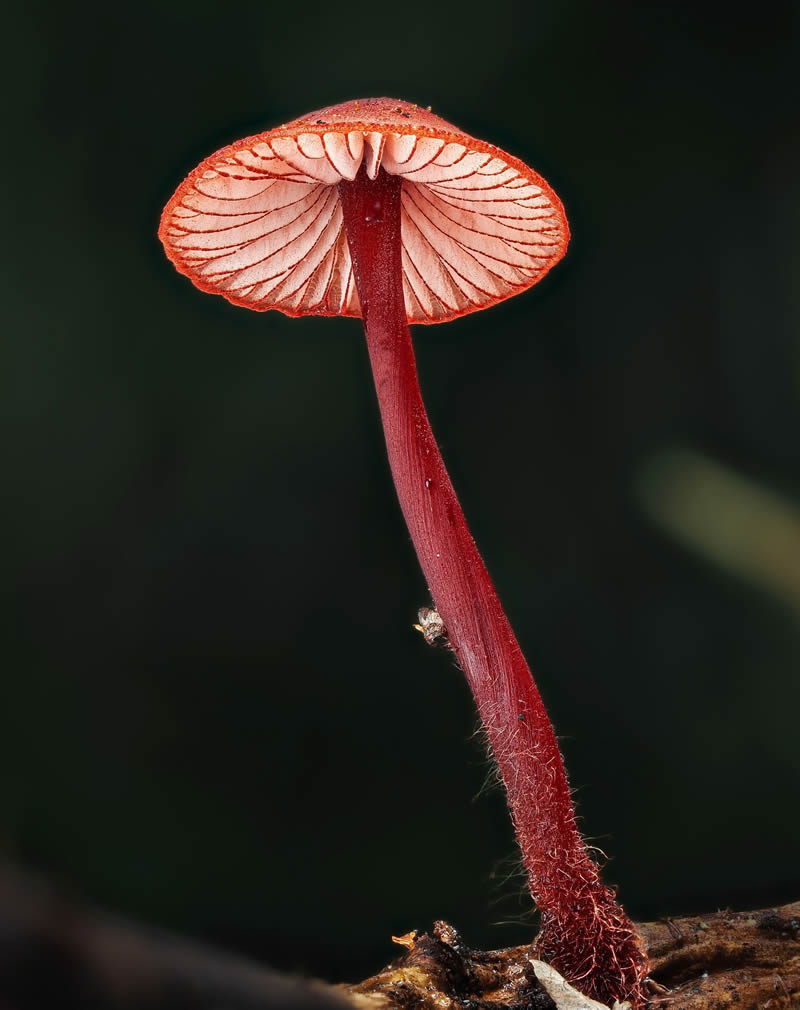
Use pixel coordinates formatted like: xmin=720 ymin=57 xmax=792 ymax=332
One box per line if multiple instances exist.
xmin=530 ymin=960 xmax=631 ymax=1010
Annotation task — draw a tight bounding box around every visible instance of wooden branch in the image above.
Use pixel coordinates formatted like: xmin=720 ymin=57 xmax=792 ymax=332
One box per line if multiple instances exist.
xmin=0 ymin=865 xmax=358 ymax=1010
xmin=348 ymin=907 xmax=800 ymax=1009
xmin=1 ymin=865 xmax=797 ymax=1009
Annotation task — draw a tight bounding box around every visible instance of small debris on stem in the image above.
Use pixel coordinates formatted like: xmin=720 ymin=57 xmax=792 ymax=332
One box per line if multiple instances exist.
xmin=413 ymin=607 xmax=452 ymax=650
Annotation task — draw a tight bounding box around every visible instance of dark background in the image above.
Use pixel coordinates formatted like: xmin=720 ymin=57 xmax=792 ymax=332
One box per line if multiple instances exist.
xmin=3 ymin=0 xmax=798 ymax=988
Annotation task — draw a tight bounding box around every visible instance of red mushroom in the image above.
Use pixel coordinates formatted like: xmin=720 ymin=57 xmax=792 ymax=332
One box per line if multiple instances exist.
xmin=159 ymin=98 xmax=648 ymax=1007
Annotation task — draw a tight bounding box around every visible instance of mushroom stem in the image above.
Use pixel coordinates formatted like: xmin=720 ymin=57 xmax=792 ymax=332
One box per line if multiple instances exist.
xmin=339 ymin=166 xmax=647 ymax=1007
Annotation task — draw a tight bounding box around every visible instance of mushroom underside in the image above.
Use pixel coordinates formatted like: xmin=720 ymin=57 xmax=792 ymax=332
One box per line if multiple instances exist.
xmin=161 ymin=131 xmax=566 ymax=322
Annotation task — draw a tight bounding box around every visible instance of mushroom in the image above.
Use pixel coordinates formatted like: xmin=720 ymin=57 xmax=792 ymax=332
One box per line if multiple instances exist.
xmin=159 ymin=98 xmax=647 ymax=1007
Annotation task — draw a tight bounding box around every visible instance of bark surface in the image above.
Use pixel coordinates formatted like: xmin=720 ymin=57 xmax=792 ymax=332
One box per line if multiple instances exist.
xmin=348 ymin=904 xmax=800 ymax=1010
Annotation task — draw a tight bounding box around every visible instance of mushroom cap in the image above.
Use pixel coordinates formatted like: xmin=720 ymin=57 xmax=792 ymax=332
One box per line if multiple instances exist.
xmin=159 ymin=98 xmax=569 ymax=324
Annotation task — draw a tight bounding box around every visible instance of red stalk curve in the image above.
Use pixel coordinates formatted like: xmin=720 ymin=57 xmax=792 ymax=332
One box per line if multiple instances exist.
xmin=339 ymin=165 xmax=647 ymax=1007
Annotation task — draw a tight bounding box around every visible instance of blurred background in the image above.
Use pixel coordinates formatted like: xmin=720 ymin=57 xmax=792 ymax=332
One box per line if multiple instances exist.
xmin=2 ymin=0 xmax=798 ymax=991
